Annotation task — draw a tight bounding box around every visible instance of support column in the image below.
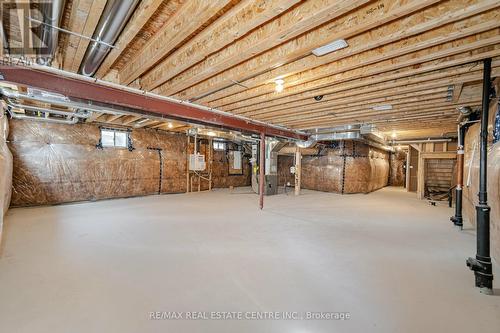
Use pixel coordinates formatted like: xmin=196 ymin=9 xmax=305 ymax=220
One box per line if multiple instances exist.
xmin=466 ymin=58 xmax=493 ymax=294
xmin=405 ymin=148 xmax=411 ymax=191
xmin=295 ymin=148 xmax=301 ymax=196
xmin=186 ymin=135 xmax=190 ymax=193
xmin=259 ymin=132 xmax=265 ymax=210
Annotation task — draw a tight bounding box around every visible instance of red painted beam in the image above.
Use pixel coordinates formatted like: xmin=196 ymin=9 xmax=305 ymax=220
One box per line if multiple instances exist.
xmin=0 ymin=65 xmax=307 ymax=140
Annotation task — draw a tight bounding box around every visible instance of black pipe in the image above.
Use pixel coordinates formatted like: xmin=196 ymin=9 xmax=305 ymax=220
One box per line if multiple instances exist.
xmin=466 ymin=58 xmax=493 ymax=294
xmin=451 ymin=125 xmax=466 ymax=228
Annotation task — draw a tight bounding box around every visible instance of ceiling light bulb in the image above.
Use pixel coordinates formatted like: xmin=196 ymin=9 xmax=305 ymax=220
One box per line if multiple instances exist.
xmin=391 ymin=132 xmax=397 ymax=138
xmin=275 ymin=84 xmax=284 ymax=93
xmin=167 ymin=122 xmax=173 ymax=128
xmin=275 ymin=79 xmax=284 ymax=85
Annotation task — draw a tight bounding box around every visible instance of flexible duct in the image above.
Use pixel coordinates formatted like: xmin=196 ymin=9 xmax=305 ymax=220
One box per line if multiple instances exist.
xmin=79 ymin=0 xmax=139 ymax=76
xmin=34 ymin=0 xmax=66 ymax=65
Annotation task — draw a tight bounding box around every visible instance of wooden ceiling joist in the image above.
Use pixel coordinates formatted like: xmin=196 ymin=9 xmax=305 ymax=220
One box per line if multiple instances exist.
xmin=145 ymin=0 xmax=371 ymax=93
xmin=119 ymin=0 xmax=235 ymax=85
xmin=94 ymin=0 xmax=165 ymax=79
xmin=4 ymin=0 xmax=497 ymax=139
xmin=138 ymin=0 xmax=305 ymax=91
xmin=167 ymin=0 xmax=497 ymax=101
xmin=62 ymin=0 xmax=108 ymax=72
xmin=237 ymin=64 xmax=500 ymax=120
xmin=213 ymin=32 xmax=500 ymax=111
xmin=227 ymin=47 xmax=500 ymax=115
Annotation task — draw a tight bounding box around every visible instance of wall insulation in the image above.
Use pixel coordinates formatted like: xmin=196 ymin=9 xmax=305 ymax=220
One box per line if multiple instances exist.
xmin=8 ymin=119 xmax=250 ymax=207
xmin=300 ymin=141 xmax=390 ymax=194
xmin=187 ymin=140 xmax=251 ymax=191
xmin=462 ymin=96 xmax=500 ymax=262
xmin=277 ymin=155 xmax=295 ymax=186
xmin=389 ymin=150 xmax=406 ymax=186
xmin=0 ymin=115 xmax=12 ymax=241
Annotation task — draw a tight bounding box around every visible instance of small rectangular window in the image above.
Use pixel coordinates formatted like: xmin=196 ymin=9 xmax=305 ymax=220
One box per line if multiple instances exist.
xmin=101 ymin=129 xmax=129 ymax=148
xmin=213 ymin=141 xmax=226 ymax=151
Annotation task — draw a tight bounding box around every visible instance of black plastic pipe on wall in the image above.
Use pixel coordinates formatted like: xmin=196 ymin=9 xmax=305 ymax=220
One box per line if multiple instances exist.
xmin=466 ymin=58 xmax=494 ymax=294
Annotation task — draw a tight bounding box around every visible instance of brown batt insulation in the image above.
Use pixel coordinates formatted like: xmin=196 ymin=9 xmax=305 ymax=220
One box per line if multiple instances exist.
xmin=300 ymin=141 xmax=390 ymax=194
xmin=389 ymin=150 xmax=406 ymax=186
xmin=462 ymin=97 xmax=500 ymax=262
xmin=0 ymin=115 xmax=13 ymax=241
xmin=8 ymin=119 xmax=250 ymax=207
xmin=277 ymin=155 xmax=295 ymax=186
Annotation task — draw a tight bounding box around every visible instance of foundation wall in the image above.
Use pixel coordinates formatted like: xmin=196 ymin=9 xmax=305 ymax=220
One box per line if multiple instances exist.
xmin=8 ymin=120 xmax=250 ymax=207
xmin=462 ymin=96 xmax=500 ymax=261
xmin=300 ymin=141 xmax=390 ymax=194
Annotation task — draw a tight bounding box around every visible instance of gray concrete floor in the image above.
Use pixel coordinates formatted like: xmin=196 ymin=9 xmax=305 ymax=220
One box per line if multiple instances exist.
xmin=0 ymin=186 xmax=499 ymax=333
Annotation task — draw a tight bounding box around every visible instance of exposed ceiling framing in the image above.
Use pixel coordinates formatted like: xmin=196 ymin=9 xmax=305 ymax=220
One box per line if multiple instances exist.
xmin=2 ymin=0 xmax=500 ymax=140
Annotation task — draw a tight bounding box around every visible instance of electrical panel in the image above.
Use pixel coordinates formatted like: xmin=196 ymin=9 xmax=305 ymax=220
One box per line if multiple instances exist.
xmin=189 ymin=153 xmax=206 ymax=171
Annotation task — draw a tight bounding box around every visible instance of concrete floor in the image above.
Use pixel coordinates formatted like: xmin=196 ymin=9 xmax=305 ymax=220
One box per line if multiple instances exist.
xmin=0 ymin=187 xmax=499 ymax=333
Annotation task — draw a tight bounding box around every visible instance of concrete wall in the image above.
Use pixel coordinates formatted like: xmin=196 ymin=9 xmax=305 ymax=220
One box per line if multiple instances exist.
xmin=8 ymin=119 xmax=250 ymax=207
xmin=462 ymin=96 xmax=500 ymax=261
xmin=300 ymin=141 xmax=390 ymax=194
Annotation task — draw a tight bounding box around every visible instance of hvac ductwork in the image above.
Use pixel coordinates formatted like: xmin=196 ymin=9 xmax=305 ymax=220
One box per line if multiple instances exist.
xmin=295 ymin=125 xmax=393 ymax=152
xmin=79 ymin=0 xmax=139 ymax=77
xmin=1 ymin=87 xmax=91 ymax=124
xmin=34 ymin=0 xmax=66 ymax=65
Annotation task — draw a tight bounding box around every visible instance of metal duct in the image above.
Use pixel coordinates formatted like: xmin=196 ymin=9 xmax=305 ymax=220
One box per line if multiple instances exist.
xmin=296 ymin=130 xmax=361 ymax=148
xmin=79 ymin=0 xmax=139 ymax=77
xmin=1 ymin=87 xmax=91 ymax=124
xmin=391 ymin=138 xmax=453 ymax=144
xmin=35 ymin=0 xmax=66 ymax=65
xmin=1 ymin=21 xmax=9 ymax=54
xmin=4 ymin=98 xmax=91 ymax=119
xmin=6 ymin=107 xmax=79 ymax=124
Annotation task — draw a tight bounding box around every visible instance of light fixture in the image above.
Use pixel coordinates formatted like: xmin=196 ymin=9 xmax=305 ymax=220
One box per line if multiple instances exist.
xmin=167 ymin=122 xmax=173 ymax=128
xmin=373 ymin=104 xmax=393 ymax=111
xmin=391 ymin=132 xmax=397 ymax=139
xmin=274 ymin=79 xmax=284 ymax=93
xmin=312 ymin=39 xmax=348 ymax=56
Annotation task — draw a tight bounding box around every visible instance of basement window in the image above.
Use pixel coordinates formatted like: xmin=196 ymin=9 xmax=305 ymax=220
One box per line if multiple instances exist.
xmin=100 ymin=128 xmax=129 ymax=148
xmin=213 ymin=141 xmax=226 ymax=151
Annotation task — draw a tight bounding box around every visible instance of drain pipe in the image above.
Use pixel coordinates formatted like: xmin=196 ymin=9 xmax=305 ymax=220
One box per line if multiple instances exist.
xmin=451 ymin=124 xmax=467 ymax=228
xmin=466 ymin=58 xmax=493 ymax=294
xmin=259 ymin=132 xmax=265 ymax=209
xmin=451 ymin=119 xmax=480 ymax=228
xmin=79 ymin=0 xmax=139 ymax=76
